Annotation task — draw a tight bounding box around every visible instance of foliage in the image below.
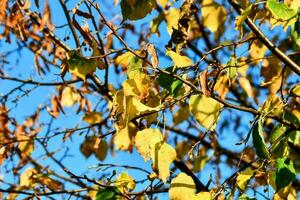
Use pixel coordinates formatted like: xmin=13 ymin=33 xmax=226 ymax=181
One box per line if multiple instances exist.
xmin=0 ymin=0 xmax=300 ymax=199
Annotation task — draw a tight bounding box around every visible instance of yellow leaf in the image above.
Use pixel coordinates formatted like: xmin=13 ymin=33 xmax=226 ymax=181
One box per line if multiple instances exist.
xmin=238 ymin=77 xmax=255 ymax=99
xmin=169 ymin=173 xmax=196 ymax=200
xmin=189 ymin=94 xmax=221 ymax=130
xmin=201 ymin=0 xmax=227 ymax=33
xmin=83 ymin=112 xmax=102 ymax=124
xmin=17 ymin=135 xmax=34 ymax=158
xmin=114 ymin=122 xmax=137 ymax=152
xmin=115 ymin=51 xmax=135 ymax=70
xmin=61 ymin=87 xmax=78 ymax=107
xmin=135 ymin=128 xmax=162 ymax=161
xmin=111 ymin=91 xmax=161 ymax=130
xmin=157 ymin=0 xmax=168 ymax=8
xmin=66 ymin=51 xmax=98 ymax=80
xmin=165 ymin=8 xmax=180 ymax=35
xmin=260 ymin=94 xmax=285 ymax=117
xmin=115 ymin=171 xmax=136 ymax=192
xmin=193 ymin=192 xmax=212 ymax=200
xmin=150 ymin=138 xmax=177 ymax=183
xmin=20 ymin=168 xmax=37 ymax=187
xmin=249 ymin=40 xmax=268 ymax=62
xmin=123 ymin=73 xmax=151 ymax=100
xmin=214 ymin=75 xmax=229 ymax=99
xmin=166 ymin=50 xmax=193 ymax=68
xmin=261 ymin=58 xmax=282 ymax=94
xmin=292 ymin=84 xmax=300 ymax=96
xmin=236 ymin=168 xmax=255 ymax=191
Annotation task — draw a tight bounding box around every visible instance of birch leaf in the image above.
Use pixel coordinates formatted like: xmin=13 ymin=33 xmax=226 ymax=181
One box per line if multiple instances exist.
xmin=189 ymin=94 xmax=221 ymax=130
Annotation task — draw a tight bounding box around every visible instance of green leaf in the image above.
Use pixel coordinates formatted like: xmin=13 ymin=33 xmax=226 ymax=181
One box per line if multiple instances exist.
xmin=267 ymin=0 xmax=297 ymax=20
xmin=275 ymin=157 xmax=296 ymax=190
xmin=270 ymin=125 xmax=288 ymax=158
xmin=252 ymin=117 xmax=270 ymax=159
xmin=96 ymin=187 xmax=120 ymax=200
xmin=66 ymin=51 xmax=97 ymax=80
xmin=238 ymin=194 xmax=257 ymax=200
xmin=226 ymin=56 xmax=237 ymax=80
xmin=283 ymin=111 xmax=300 ymax=126
xmin=157 ymin=67 xmax=183 ymax=97
xmin=127 ymin=56 xmax=143 ymax=79
xmin=121 ymin=0 xmax=156 ymax=21
xmin=292 ymin=15 xmax=300 ymax=46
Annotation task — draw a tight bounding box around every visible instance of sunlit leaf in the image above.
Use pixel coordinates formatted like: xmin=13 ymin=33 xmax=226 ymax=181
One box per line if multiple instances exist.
xmin=123 ymin=73 xmax=151 ymax=100
xmin=61 ymin=87 xmax=79 ymax=107
xmin=166 ymin=50 xmax=193 ymax=68
xmin=115 ymin=171 xmax=135 ymax=192
xmin=169 ymin=173 xmax=196 ymax=200
xmin=249 ymin=40 xmax=267 ymax=62
xmin=236 ymin=168 xmax=255 ymax=191
xmin=267 ymin=0 xmax=297 ymax=20
xmin=165 ymin=8 xmax=180 ymax=35
xmin=261 ymin=58 xmax=282 ymax=94
xmin=238 ymin=77 xmax=255 ymax=99
xmin=259 ymin=94 xmax=284 ymax=117
xmin=189 ymin=94 xmax=221 ymax=130
xmin=114 ymin=123 xmax=137 ymax=152
xmin=66 ymin=51 xmax=97 ymax=80
xmin=135 ymin=128 xmax=162 ymax=161
xmin=150 ymin=138 xmax=177 ymax=183
xmin=201 ymin=0 xmax=227 ymax=33
xmin=147 ymin=44 xmax=158 ymax=68
xmin=292 ymin=83 xmax=300 ymax=96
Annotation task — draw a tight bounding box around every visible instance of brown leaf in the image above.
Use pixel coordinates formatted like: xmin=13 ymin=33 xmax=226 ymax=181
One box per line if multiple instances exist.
xmin=147 ymin=44 xmax=158 ymax=68
xmin=73 ymin=9 xmax=93 ymax=19
xmin=200 ymin=69 xmax=211 ymax=96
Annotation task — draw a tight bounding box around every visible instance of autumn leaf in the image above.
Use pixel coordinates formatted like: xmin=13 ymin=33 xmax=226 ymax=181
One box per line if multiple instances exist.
xmin=61 ymin=87 xmax=78 ymax=107
xmin=121 ymin=0 xmax=156 ymax=21
xmin=150 ymin=137 xmax=177 ymax=183
xmin=135 ymin=128 xmax=176 ymax=183
xmin=236 ymin=168 xmax=255 ymax=191
xmin=115 ymin=171 xmax=135 ymax=193
xmin=189 ymin=94 xmax=221 ymax=130
xmin=169 ymin=173 xmax=212 ymax=200
xmin=114 ymin=122 xmax=137 ymax=152
xmin=166 ymin=50 xmax=193 ymax=68
xmin=83 ymin=112 xmax=102 ymax=124
xmin=169 ymin=173 xmax=196 ymax=200
xmin=135 ymin=128 xmax=162 ymax=161
xmin=201 ymin=0 xmax=227 ymax=33
xmin=147 ymin=44 xmax=158 ymax=68
xmin=122 ymin=73 xmax=151 ymax=100
xmin=66 ymin=50 xmax=98 ymax=80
